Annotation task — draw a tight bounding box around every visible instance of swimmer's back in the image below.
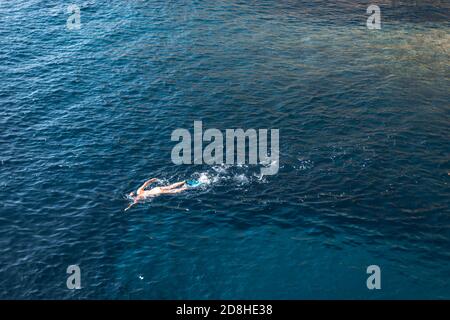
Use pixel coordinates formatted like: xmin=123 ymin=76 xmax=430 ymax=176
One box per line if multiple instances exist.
xmin=140 ymin=187 xmax=161 ymax=197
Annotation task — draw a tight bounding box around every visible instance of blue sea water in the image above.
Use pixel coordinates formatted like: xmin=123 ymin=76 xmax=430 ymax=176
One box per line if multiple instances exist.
xmin=0 ymin=0 xmax=449 ymax=299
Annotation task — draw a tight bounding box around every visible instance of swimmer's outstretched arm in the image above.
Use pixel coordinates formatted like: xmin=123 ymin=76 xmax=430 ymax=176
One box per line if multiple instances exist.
xmin=124 ymin=202 xmax=135 ymax=212
xmin=137 ymin=178 xmax=158 ymax=193
xmin=161 ymin=186 xmax=188 ymax=194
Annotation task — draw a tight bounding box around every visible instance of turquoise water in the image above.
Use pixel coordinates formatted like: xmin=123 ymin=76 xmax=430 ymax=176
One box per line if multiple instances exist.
xmin=1 ymin=1 xmax=449 ymax=299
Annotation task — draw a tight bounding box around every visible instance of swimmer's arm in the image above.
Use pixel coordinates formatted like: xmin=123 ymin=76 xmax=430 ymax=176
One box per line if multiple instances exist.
xmin=138 ymin=178 xmax=158 ymax=193
xmin=124 ymin=202 xmax=135 ymax=212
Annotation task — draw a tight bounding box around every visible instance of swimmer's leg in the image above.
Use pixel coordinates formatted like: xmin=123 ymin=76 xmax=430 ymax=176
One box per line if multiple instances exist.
xmin=137 ymin=178 xmax=158 ymax=194
xmin=161 ymin=181 xmax=186 ymax=191
xmin=161 ymin=187 xmax=188 ymax=194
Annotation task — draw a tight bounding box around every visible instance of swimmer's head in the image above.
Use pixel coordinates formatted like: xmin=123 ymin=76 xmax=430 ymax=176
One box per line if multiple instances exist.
xmin=129 ymin=191 xmax=136 ymax=198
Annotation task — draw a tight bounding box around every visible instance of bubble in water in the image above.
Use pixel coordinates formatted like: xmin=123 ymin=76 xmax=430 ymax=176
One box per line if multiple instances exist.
xmin=234 ymin=174 xmax=249 ymax=184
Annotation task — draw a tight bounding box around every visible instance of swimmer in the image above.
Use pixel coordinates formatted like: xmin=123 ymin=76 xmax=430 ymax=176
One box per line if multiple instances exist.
xmin=124 ymin=178 xmax=188 ymax=211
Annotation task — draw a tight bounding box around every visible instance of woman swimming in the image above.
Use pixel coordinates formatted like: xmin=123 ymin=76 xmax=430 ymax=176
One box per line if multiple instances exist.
xmin=125 ymin=178 xmax=187 ymax=211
